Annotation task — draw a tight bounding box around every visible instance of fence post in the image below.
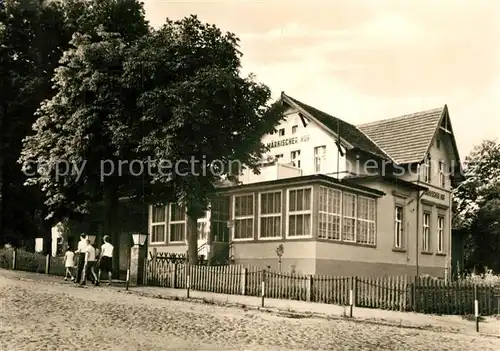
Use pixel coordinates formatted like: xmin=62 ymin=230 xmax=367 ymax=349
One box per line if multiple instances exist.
xmin=413 ymin=275 xmax=418 ymax=312
xmin=306 ymin=275 xmax=313 ymax=302
xmin=474 ymin=284 xmax=479 ymax=332
xmin=142 ymin=256 xmax=148 ymax=285
xmin=152 ymin=248 xmax=157 ymax=285
xmin=45 ymin=254 xmax=50 ymax=274
xmin=186 ymin=264 xmax=191 ymax=298
xmin=261 ymin=269 xmax=266 ymax=308
xmin=241 ymin=268 xmax=247 ymax=295
xmin=173 ymin=262 xmax=178 ymax=289
xmin=12 ymin=248 xmax=17 ymax=270
xmin=349 ymin=277 xmax=355 ymax=318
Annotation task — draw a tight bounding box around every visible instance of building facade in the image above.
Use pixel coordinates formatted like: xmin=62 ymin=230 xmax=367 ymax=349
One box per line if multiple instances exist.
xmin=148 ymin=92 xmax=463 ymax=277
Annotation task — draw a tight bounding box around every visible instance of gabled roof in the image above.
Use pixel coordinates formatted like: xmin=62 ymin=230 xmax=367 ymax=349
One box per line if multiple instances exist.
xmin=281 ymin=92 xmax=392 ymax=161
xmin=358 ymin=107 xmax=445 ymax=164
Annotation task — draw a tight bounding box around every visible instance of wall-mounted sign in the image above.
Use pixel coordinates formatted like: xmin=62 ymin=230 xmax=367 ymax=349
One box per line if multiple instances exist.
xmin=424 ymin=190 xmax=445 ymax=201
xmin=266 ymin=135 xmax=309 ymax=149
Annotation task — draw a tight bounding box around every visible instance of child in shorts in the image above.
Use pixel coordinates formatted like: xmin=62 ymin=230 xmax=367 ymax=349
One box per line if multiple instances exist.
xmin=64 ymin=247 xmax=76 ymax=281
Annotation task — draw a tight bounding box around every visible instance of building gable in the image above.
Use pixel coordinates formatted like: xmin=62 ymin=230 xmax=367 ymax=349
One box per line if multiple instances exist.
xmin=280 ymin=93 xmax=391 ymax=161
xmin=425 ymin=106 xmax=464 ymax=182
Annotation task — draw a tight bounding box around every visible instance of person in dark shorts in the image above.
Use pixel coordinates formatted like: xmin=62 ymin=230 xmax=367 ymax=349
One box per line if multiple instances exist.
xmin=98 ymin=235 xmax=114 ymax=285
xmin=74 ymin=234 xmax=88 ymax=283
xmin=80 ymin=238 xmax=98 ymax=286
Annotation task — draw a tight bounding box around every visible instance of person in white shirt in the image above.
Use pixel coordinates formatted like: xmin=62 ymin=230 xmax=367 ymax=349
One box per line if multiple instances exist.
xmin=74 ymin=234 xmax=88 ymax=283
xmin=98 ymin=235 xmax=114 ymax=286
xmin=63 ymin=247 xmax=75 ymax=281
xmin=79 ymin=239 xmax=98 ymax=286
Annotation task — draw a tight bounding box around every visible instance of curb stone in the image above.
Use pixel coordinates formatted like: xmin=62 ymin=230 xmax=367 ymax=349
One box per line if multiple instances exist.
xmin=116 ymin=288 xmax=496 ymax=337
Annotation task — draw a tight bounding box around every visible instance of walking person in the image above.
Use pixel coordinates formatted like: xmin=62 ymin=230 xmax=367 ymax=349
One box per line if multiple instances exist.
xmin=79 ymin=238 xmax=98 ymax=286
xmin=98 ymin=235 xmax=114 ymax=286
xmin=75 ymin=234 xmax=88 ymax=283
xmin=63 ymin=247 xmax=76 ymax=281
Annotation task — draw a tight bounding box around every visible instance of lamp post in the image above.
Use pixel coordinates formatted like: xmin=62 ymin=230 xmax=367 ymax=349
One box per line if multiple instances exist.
xmin=126 ymin=232 xmax=149 ymax=290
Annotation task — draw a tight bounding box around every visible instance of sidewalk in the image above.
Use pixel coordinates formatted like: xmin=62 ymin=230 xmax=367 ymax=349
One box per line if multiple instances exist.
xmin=2 ymin=268 xmax=499 ymax=336
xmin=128 ymin=284 xmax=500 ymax=336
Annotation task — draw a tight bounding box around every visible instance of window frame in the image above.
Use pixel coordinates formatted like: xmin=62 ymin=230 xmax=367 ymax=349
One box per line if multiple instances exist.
xmin=314 ymin=145 xmax=327 ymax=173
xmin=149 ymin=205 xmax=167 ymax=244
xmin=394 ymin=206 xmax=404 ymax=249
xmin=423 ymin=155 xmax=431 ymax=183
xmin=291 ymin=150 xmax=301 ymax=168
xmin=232 ymin=193 xmax=255 ymax=242
xmin=258 ymin=190 xmax=283 ymax=240
xmin=197 ymin=212 xmax=209 ymax=241
xmin=286 ymin=186 xmax=313 ymax=239
xmin=439 ymin=161 xmax=445 ymax=188
xmin=169 ymin=203 xmax=186 ymax=244
xmin=342 ymin=192 xmax=357 ymax=243
xmin=317 ymin=186 xmax=342 ymax=241
xmin=437 ymin=215 xmax=445 ymax=253
xmin=356 ymin=195 xmax=376 ymax=245
xmin=422 ymin=212 xmax=431 ymax=252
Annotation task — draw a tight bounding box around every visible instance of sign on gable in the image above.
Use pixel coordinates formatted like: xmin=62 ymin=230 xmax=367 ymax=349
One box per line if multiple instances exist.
xmin=266 ymin=135 xmax=310 ymax=149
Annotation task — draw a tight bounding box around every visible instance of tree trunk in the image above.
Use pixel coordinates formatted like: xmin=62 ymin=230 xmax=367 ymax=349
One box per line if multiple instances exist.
xmin=186 ymin=214 xmax=198 ymax=265
xmin=0 ymin=102 xmax=4 ymax=247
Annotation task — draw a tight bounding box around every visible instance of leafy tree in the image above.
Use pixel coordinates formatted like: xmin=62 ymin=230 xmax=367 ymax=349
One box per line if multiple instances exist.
xmin=0 ymin=0 xmax=68 ymax=248
xmin=0 ymin=0 xmax=148 ymax=248
xmin=453 ymin=140 xmax=500 ymax=272
xmin=21 ymin=15 xmax=284 ymax=264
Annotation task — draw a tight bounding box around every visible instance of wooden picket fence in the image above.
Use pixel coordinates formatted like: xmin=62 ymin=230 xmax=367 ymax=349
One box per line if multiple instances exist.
xmin=0 ymin=248 xmax=67 ymax=277
xmin=2 ymin=247 xmax=499 ymax=316
xmin=145 ymin=259 xmax=500 ymax=316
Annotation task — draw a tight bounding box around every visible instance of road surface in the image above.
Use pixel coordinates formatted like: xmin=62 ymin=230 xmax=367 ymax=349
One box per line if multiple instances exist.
xmin=0 ymin=270 xmax=498 ymax=350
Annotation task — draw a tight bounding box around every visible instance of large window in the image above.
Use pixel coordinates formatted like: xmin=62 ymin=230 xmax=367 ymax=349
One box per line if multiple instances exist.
xmin=422 ymin=213 xmax=430 ymax=251
xmin=318 ymin=187 xmax=341 ymax=240
xmin=287 ymin=187 xmax=312 ymax=237
xmin=291 ymin=150 xmax=301 ymax=168
xmin=342 ymin=193 xmax=357 ymax=242
xmin=169 ymin=203 xmax=186 ymax=243
xmin=233 ymin=194 xmax=254 ymax=240
xmin=210 ymin=196 xmax=230 ymax=242
xmin=394 ymin=206 xmax=404 ymax=248
xmin=259 ymin=191 xmax=282 ymax=239
xmin=150 ymin=205 xmax=167 ymax=244
xmin=314 ymin=146 xmax=327 ymax=173
xmin=437 ymin=216 xmax=444 ymax=253
xmin=357 ymin=196 xmax=376 ymax=245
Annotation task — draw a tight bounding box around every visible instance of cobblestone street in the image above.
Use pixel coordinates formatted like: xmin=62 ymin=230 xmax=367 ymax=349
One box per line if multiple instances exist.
xmin=1 ymin=271 xmax=499 ymax=350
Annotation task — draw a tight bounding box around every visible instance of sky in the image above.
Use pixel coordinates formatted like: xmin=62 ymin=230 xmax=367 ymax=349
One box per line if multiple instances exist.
xmin=143 ymin=0 xmax=500 ymax=159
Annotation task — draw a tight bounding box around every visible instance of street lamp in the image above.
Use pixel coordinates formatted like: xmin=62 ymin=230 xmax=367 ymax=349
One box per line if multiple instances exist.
xmin=132 ymin=233 xmax=149 ymax=246
xmin=87 ymin=234 xmax=96 ymax=245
